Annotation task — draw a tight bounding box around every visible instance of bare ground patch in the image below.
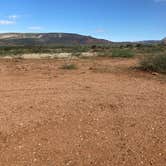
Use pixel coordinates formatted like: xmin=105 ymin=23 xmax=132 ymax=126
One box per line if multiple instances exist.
xmin=0 ymin=58 xmax=165 ymax=166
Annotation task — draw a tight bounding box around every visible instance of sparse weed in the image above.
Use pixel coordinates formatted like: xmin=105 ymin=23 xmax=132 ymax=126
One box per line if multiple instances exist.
xmin=61 ymin=63 xmax=77 ymax=70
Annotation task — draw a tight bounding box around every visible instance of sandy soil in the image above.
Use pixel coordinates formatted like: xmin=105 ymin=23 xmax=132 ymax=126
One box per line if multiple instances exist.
xmin=0 ymin=58 xmax=165 ymax=166
xmin=2 ymin=52 xmax=97 ymax=59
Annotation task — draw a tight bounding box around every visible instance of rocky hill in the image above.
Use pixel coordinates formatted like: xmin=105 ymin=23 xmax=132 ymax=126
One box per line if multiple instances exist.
xmin=0 ymin=33 xmax=111 ymax=46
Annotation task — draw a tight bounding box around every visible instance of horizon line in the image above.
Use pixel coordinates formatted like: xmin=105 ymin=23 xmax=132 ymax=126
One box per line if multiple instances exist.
xmin=0 ymin=31 xmax=164 ymax=42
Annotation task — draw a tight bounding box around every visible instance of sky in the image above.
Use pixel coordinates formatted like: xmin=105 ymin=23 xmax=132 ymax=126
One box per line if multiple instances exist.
xmin=0 ymin=0 xmax=166 ymax=41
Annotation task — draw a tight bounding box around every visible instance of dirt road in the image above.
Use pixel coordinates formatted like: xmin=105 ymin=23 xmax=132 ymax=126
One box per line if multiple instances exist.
xmin=0 ymin=58 xmax=165 ymax=166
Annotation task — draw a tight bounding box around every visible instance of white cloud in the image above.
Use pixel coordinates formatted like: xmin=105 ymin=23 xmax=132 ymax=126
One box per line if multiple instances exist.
xmin=28 ymin=26 xmax=42 ymax=30
xmin=95 ymin=28 xmax=105 ymax=33
xmin=0 ymin=14 xmax=19 ymax=25
xmin=8 ymin=15 xmax=19 ymax=20
xmin=0 ymin=20 xmax=15 ymax=25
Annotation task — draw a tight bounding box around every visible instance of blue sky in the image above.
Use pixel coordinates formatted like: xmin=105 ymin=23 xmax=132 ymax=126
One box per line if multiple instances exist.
xmin=0 ymin=0 xmax=166 ymax=41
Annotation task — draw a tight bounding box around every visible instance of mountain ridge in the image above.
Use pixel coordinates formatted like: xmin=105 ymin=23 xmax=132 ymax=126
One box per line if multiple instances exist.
xmin=0 ymin=33 xmax=111 ymax=46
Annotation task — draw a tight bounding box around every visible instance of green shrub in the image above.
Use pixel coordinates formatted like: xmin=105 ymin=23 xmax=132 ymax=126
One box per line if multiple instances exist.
xmin=61 ymin=63 xmax=77 ymax=70
xmin=71 ymin=52 xmax=81 ymax=57
xmin=111 ymin=49 xmax=134 ymax=58
xmin=97 ymin=51 xmax=112 ymax=57
xmin=140 ymin=54 xmax=166 ymax=73
xmin=138 ymin=45 xmax=165 ymax=54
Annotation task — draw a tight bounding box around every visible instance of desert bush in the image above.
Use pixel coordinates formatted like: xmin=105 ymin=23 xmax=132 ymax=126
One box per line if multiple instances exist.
xmin=138 ymin=45 xmax=165 ymax=54
xmin=61 ymin=63 xmax=77 ymax=70
xmin=91 ymin=45 xmax=97 ymax=49
xmin=126 ymin=44 xmax=133 ymax=48
xmin=111 ymin=49 xmax=134 ymax=58
xmin=60 ymin=51 xmax=78 ymax=70
xmin=140 ymin=54 xmax=166 ymax=73
xmin=0 ymin=45 xmax=91 ymax=56
xmin=71 ymin=52 xmax=81 ymax=57
xmin=135 ymin=43 xmax=143 ymax=48
xmin=97 ymin=51 xmax=112 ymax=57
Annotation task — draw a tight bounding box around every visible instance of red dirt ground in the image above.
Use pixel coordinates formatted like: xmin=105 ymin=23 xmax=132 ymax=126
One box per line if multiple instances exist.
xmin=0 ymin=58 xmax=165 ymax=166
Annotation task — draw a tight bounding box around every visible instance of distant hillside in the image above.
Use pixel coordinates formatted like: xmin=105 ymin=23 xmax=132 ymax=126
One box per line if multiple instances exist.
xmin=137 ymin=37 xmax=166 ymax=45
xmin=137 ymin=40 xmax=161 ymax=44
xmin=162 ymin=37 xmax=166 ymax=45
xmin=0 ymin=33 xmax=111 ymax=46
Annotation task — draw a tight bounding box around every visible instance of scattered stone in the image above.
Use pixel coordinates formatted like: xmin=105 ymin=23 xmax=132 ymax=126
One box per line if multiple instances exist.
xmin=152 ymin=72 xmax=159 ymax=76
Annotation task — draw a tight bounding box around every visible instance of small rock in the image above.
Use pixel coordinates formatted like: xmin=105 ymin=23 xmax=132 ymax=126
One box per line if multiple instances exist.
xmin=152 ymin=72 xmax=159 ymax=76
xmin=89 ymin=67 xmax=94 ymax=70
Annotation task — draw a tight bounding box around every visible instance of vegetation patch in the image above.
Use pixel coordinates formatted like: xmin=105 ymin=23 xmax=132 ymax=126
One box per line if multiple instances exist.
xmin=140 ymin=54 xmax=166 ymax=74
xmin=111 ymin=49 xmax=134 ymax=58
xmin=0 ymin=46 xmax=91 ymax=57
xmin=97 ymin=51 xmax=112 ymax=57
